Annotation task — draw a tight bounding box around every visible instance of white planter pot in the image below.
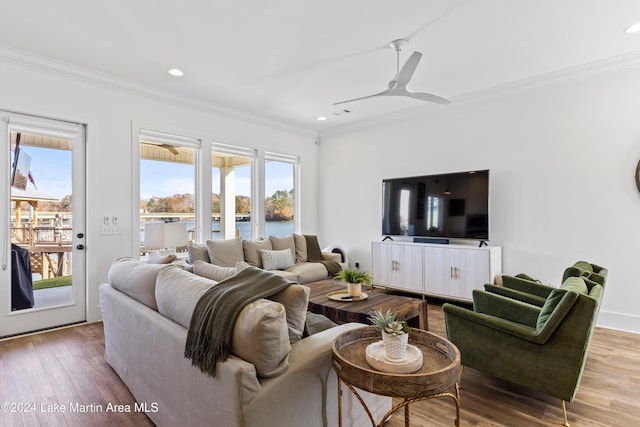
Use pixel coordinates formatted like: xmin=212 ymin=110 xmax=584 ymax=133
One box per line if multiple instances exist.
xmin=347 ymin=283 xmax=361 ymax=297
xmin=382 ymin=332 xmax=409 ymax=361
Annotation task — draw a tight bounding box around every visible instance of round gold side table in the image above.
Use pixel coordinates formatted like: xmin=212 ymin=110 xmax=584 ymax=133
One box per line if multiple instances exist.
xmin=332 ymin=326 xmax=461 ymax=426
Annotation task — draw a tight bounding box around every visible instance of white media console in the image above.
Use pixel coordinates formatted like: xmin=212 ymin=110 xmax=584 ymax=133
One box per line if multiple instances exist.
xmin=371 ymin=241 xmax=502 ymax=302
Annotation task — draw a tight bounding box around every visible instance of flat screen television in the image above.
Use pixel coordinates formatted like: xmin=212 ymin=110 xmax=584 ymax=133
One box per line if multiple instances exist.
xmin=382 ymin=170 xmax=489 ymax=241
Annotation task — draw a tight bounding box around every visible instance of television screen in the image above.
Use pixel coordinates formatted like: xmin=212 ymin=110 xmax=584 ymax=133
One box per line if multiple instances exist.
xmin=382 ymin=170 xmax=489 ymax=240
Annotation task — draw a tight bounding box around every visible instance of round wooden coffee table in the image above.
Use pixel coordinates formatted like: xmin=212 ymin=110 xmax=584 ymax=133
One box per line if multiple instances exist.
xmin=332 ymin=326 xmax=461 ymax=427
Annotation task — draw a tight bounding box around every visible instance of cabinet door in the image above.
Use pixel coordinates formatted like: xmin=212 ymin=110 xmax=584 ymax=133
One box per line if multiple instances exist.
xmin=372 ymin=242 xmax=394 ymax=287
xmin=424 ymin=247 xmax=491 ymax=300
xmin=393 ymin=245 xmax=423 ymax=293
xmin=372 ymin=243 xmax=423 ymax=292
xmin=451 ymin=249 xmax=490 ymax=299
xmin=423 ymin=247 xmax=455 ymax=297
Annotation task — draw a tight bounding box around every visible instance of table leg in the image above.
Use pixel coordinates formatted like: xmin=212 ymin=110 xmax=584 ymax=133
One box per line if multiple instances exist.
xmin=338 ymin=376 xmax=343 ymax=427
xmin=419 ymin=299 xmax=429 ymax=330
xmin=404 ymin=400 xmax=410 ymax=427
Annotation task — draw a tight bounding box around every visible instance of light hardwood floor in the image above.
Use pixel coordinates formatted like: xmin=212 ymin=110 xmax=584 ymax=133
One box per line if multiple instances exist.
xmin=1 ymin=303 xmax=639 ymax=426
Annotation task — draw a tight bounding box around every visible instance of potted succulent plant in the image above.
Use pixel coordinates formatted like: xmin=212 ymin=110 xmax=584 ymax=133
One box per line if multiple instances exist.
xmin=368 ymin=309 xmax=411 ymax=360
xmin=334 ymin=268 xmax=372 ymax=297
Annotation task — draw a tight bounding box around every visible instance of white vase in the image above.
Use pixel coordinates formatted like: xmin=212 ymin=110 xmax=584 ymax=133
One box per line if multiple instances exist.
xmin=347 ymin=283 xmax=361 ymax=297
xmin=382 ymin=332 xmax=409 ymax=361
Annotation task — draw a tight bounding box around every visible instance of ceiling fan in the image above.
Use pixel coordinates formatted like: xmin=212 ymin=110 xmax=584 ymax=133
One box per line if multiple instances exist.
xmin=334 ymin=39 xmax=451 ymax=106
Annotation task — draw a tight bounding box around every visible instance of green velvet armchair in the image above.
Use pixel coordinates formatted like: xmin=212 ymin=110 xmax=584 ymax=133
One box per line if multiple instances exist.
xmin=443 ymin=275 xmax=604 ymax=426
xmin=485 ymin=261 xmax=607 ymax=307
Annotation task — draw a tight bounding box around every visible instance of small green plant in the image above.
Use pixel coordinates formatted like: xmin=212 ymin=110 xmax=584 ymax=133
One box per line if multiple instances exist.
xmin=367 ymin=309 xmax=411 ymax=336
xmin=334 ymin=269 xmax=372 ymax=287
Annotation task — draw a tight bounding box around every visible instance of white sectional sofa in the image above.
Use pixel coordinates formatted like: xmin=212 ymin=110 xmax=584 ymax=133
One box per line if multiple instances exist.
xmin=100 ymin=258 xmax=390 ymax=427
xmin=186 ymin=234 xmax=344 ymax=284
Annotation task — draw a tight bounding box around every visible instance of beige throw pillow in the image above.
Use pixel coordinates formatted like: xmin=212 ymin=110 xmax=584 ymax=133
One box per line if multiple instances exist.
xmin=242 ymin=239 xmax=273 ymax=268
xmin=206 ymin=238 xmax=245 ymax=267
xmin=269 ymin=284 xmax=310 ymax=343
xmin=192 ymin=260 xmax=236 ymax=282
xmin=187 ymin=243 xmax=210 ymax=264
xmin=293 ymin=234 xmax=308 ymax=263
xmin=269 ymin=235 xmax=296 ymax=261
xmin=231 ymin=299 xmax=291 ymax=378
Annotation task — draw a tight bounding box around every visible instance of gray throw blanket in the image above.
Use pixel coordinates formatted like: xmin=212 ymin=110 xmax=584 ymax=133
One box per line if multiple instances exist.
xmin=304 ymin=234 xmax=342 ymax=277
xmin=184 ymin=266 xmax=293 ymax=377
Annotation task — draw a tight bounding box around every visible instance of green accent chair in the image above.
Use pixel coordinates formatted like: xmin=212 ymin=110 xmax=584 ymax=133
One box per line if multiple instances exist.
xmin=443 ymin=275 xmax=604 ymax=426
xmin=484 ymin=261 xmax=607 ymax=307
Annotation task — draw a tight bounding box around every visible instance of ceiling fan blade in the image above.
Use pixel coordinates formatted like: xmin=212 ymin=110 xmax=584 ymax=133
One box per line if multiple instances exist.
xmin=333 ymin=90 xmax=389 ymax=105
xmin=406 ymin=91 xmax=452 ymax=105
xmin=396 ymin=51 xmax=422 ymax=89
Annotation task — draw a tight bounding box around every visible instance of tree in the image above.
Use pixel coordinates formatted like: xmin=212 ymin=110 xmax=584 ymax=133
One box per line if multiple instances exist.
xmin=265 ymin=189 xmax=294 ymax=221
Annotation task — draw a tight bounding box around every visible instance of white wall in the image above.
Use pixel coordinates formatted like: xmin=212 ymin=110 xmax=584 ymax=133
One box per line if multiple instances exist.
xmin=0 ymin=59 xmax=319 ymax=324
xmin=318 ymin=65 xmax=640 ymax=333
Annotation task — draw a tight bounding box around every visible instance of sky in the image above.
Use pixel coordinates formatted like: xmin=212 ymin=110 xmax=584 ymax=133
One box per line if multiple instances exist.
xmin=14 ymin=146 xmax=72 ymax=199
xmin=15 ymin=144 xmax=294 ymax=202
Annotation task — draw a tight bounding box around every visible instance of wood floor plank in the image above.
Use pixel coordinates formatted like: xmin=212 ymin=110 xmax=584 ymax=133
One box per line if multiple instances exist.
xmin=1 ymin=302 xmax=639 ymax=426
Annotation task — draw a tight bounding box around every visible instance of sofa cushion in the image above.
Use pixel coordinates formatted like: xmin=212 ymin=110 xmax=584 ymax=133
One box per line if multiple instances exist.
xmin=242 ymin=238 xmax=273 ymax=268
xmin=187 ymin=243 xmax=210 ymax=264
xmin=285 ymin=262 xmax=331 ymax=284
xmin=155 ymin=268 xmax=291 ymax=377
xmin=108 ymin=257 xmax=170 ymax=310
xmin=231 ymin=298 xmax=291 ymax=378
xmin=269 ymin=284 xmax=310 ymax=343
xmin=293 ymin=234 xmax=308 ymax=263
xmin=206 ymin=238 xmax=244 ymax=267
xmin=269 ymin=235 xmax=296 ymax=260
xmin=155 ymin=267 xmax=217 ymax=328
xmin=260 ymin=249 xmax=295 ymax=271
xmin=193 ymin=260 xmax=237 ymax=282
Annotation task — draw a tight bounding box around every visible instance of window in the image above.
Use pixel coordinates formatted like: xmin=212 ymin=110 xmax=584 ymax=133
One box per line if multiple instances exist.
xmin=211 ymin=144 xmax=256 ymax=240
xmin=139 ymin=130 xmax=199 ymax=253
xmin=264 ymin=152 xmax=299 ymax=237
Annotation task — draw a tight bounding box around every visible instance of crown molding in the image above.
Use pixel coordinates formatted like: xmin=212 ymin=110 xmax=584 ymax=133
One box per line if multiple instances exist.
xmin=0 ymin=45 xmax=316 ymax=138
xmin=319 ymin=50 xmax=640 ymax=138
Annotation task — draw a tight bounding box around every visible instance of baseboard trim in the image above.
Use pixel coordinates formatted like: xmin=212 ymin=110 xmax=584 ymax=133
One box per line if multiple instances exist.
xmin=597 ymin=310 xmax=640 ymax=335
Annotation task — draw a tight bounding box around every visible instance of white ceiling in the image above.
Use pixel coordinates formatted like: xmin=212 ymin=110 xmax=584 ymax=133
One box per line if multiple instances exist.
xmin=1 ymin=0 xmax=640 ymax=133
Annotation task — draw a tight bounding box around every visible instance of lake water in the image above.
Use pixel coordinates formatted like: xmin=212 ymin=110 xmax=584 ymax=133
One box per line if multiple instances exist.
xmin=141 ymin=220 xmax=294 ymax=243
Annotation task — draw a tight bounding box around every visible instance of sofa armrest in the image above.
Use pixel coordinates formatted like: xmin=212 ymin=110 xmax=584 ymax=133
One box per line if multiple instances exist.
xmin=443 ymin=303 xmax=543 ymax=343
xmin=472 ymin=290 xmax=541 ymax=327
xmin=321 ymin=251 xmax=342 ymax=263
xmin=246 ymin=322 xmax=391 ymax=427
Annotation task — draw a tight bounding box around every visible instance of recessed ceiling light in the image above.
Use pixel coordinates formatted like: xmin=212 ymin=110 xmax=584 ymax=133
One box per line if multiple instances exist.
xmin=624 ymin=22 xmax=640 ymax=34
xmin=168 ymin=68 xmax=184 ymax=77
xmin=317 ymin=116 xmax=327 ymax=121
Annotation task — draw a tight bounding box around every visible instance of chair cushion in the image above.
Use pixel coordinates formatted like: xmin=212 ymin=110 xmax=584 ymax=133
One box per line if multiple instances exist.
xmin=536 ymin=281 xmax=581 ymax=334
xmin=192 ymin=260 xmax=237 ymax=282
xmin=573 ymin=261 xmax=594 ymax=274
xmin=242 ymin=238 xmax=273 ymax=268
xmin=560 ymin=276 xmax=589 ymax=294
xmin=206 ymin=238 xmax=244 ymax=267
